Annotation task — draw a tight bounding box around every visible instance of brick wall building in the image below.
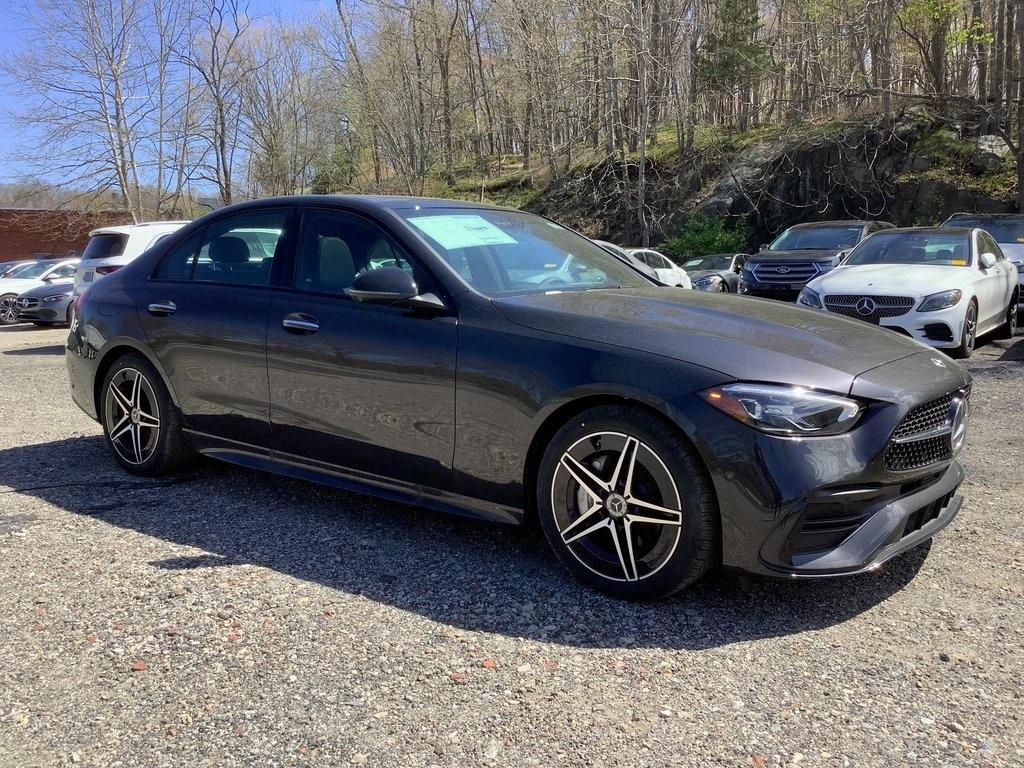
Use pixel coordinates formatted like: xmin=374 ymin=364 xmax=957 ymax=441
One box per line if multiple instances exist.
xmin=0 ymin=208 xmax=131 ymax=264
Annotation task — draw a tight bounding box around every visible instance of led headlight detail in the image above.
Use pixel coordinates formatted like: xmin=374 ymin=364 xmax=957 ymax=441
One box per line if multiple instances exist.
xmin=918 ymin=289 xmax=962 ymax=312
xmin=693 ymin=275 xmax=723 ymax=290
xmin=796 ymin=287 xmax=822 ymax=309
xmin=43 ymin=294 xmax=68 ymax=303
xmin=700 ymin=383 xmax=862 ymax=436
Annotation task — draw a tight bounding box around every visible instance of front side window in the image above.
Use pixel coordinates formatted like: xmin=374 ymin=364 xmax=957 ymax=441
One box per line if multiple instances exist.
xmin=48 ymin=263 xmax=76 ymax=279
xmin=154 ymin=210 xmax=288 ymax=285
xmin=293 ymin=209 xmax=425 ymax=297
xmin=770 ymin=226 xmax=864 ymax=251
xmin=845 ymin=232 xmax=972 ymax=267
xmin=400 ymin=209 xmax=651 ymax=296
xmin=978 ymin=232 xmax=1004 ymax=260
xmin=9 ymin=261 xmax=57 ymax=279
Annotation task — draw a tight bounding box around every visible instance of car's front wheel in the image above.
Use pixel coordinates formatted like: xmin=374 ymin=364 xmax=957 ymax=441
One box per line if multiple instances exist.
xmin=950 ymin=300 xmax=978 ymax=359
xmin=536 ymin=405 xmax=718 ymax=599
xmin=100 ymin=353 xmax=191 ymax=476
xmin=0 ymin=294 xmax=19 ymax=325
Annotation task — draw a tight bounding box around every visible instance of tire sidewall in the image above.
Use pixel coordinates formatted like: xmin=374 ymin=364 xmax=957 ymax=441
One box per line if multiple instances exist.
xmin=536 ymin=406 xmax=717 ymax=599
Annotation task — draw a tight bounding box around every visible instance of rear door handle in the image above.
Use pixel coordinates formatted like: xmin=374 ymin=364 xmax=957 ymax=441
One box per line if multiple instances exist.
xmin=147 ymin=301 xmax=176 ymax=316
xmin=282 ymin=313 xmax=319 ymax=334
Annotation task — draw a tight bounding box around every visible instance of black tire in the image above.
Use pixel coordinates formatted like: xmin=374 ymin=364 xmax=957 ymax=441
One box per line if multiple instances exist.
xmin=0 ymin=294 xmax=18 ymax=325
xmin=993 ymin=293 xmax=1019 ymax=340
xmin=536 ymin=404 xmax=718 ymax=599
xmin=950 ymin=300 xmax=978 ymax=359
xmin=100 ymin=353 xmax=191 ymax=476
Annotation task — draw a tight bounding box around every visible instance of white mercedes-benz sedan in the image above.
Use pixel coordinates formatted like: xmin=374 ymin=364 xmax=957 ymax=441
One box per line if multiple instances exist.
xmin=796 ymin=227 xmax=1018 ymax=358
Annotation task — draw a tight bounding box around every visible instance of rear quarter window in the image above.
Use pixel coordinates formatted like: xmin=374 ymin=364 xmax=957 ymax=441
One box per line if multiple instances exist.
xmin=82 ymin=233 xmax=127 ymax=260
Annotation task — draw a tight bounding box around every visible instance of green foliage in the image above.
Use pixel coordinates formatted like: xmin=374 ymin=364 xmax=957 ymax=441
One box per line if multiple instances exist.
xmin=698 ymin=0 xmax=775 ymax=93
xmin=311 ymin=148 xmax=356 ymax=195
xmin=659 ymin=215 xmax=749 ymax=261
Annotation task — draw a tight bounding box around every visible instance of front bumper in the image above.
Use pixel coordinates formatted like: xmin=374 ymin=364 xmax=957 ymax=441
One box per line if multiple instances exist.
xmin=818 ymin=303 xmax=966 ymax=350
xmin=739 ymin=277 xmax=803 ymax=301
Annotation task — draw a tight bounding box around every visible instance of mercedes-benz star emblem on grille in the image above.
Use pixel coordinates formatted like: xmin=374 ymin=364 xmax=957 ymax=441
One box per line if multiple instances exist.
xmin=775 ymin=266 xmax=791 ymax=273
xmin=855 ymin=297 xmax=876 ymax=316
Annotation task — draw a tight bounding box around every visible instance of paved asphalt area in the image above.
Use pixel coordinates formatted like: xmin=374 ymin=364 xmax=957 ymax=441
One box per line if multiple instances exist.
xmin=0 ymin=323 xmax=1021 ymax=768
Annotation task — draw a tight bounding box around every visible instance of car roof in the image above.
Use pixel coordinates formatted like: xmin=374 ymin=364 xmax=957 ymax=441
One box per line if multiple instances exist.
xmin=89 ymin=221 xmax=191 ymax=236
xmin=945 ymin=212 xmax=1024 ymax=220
xmin=882 ymin=226 xmax=974 ymax=235
xmin=788 ymin=220 xmax=875 ymax=229
xmin=207 ymin=194 xmax=518 ymax=216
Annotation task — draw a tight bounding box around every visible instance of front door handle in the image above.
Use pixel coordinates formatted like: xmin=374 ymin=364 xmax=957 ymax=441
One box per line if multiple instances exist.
xmin=282 ymin=313 xmax=319 ymax=334
xmin=147 ymin=301 xmax=177 ymax=316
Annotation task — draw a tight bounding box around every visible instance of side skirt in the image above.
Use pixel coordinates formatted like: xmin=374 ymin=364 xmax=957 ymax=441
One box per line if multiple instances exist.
xmin=184 ymin=429 xmax=524 ymax=526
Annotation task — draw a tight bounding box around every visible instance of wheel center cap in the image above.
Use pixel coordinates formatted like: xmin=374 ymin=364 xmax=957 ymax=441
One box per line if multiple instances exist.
xmin=131 ymin=408 xmax=140 ymax=424
xmin=605 ymin=493 xmax=628 ymax=519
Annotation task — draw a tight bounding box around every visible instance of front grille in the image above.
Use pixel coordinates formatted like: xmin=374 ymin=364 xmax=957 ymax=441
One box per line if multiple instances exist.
xmin=16 ymin=297 xmax=38 ymax=309
xmin=824 ymin=294 xmax=915 ymax=322
xmin=885 ymin=386 xmax=970 ymax=471
xmin=750 ymin=262 xmax=820 ymax=284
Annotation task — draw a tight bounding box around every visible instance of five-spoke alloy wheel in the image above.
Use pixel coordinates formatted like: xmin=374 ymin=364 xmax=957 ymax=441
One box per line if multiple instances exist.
xmin=538 ymin=405 xmax=718 ymax=599
xmin=100 ymin=353 xmax=191 ymax=476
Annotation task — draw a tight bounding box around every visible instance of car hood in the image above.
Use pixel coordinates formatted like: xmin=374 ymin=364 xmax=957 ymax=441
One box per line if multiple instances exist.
xmin=687 ymin=269 xmax=726 ymax=280
xmin=18 ymin=280 xmax=73 ymax=299
xmin=998 ymin=243 xmax=1024 ymax=262
xmin=0 ymin=278 xmax=44 ymax=294
xmin=492 ymin=288 xmax=925 ymax=394
xmin=747 ymin=249 xmax=842 ymax=263
xmin=808 ymin=264 xmax=970 ymax=297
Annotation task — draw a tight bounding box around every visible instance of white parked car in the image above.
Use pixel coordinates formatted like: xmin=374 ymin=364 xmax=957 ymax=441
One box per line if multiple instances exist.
xmin=0 ymin=258 xmax=79 ymax=325
xmin=941 ymin=213 xmax=1024 ymax=314
xmin=628 ymin=248 xmax=692 ymax=288
xmin=74 ymin=221 xmax=189 ymax=296
xmin=797 ymin=227 xmax=1018 ymax=358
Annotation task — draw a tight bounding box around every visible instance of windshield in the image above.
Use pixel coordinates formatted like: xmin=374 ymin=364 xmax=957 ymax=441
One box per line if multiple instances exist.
xmin=684 ymin=254 xmax=734 ymax=270
xmin=2 ymin=263 xmax=34 ymax=277
xmin=4 ymin=261 xmax=57 ymax=279
xmin=944 ymin=217 xmax=1024 ymax=244
xmin=770 ymin=225 xmax=863 ymax=251
xmin=845 ymin=232 xmax=971 ymax=267
xmin=401 ymin=209 xmax=653 ymax=296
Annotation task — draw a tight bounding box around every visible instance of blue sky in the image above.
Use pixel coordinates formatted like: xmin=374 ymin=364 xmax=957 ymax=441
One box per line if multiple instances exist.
xmin=0 ymin=0 xmax=329 ymax=185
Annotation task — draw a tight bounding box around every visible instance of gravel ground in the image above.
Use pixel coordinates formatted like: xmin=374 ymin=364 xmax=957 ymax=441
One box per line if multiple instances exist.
xmin=0 ymin=322 xmax=1022 ymax=768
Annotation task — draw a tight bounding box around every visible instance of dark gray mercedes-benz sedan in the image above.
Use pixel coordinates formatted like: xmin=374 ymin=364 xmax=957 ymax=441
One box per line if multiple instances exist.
xmin=66 ymin=196 xmax=970 ymax=598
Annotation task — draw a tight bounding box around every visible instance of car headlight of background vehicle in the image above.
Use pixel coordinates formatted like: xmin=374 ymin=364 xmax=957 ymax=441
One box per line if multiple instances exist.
xmin=796 ymin=287 xmax=823 ymax=309
xmin=917 ymin=289 xmax=962 ymax=313
xmin=700 ymin=383 xmax=862 ymax=436
xmin=43 ymin=294 xmax=69 ymax=303
xmin=693 ymin=275 xmax=723 ymax=290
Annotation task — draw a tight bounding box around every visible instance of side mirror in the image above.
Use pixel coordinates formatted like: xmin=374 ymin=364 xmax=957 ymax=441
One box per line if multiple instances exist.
xmin=759 ymin=244 xmax=768 ymax=252
xmin=979 ymin=252 xmax=997 ymax=270
xmin=345 ymin=266 xmax=445 ymax=312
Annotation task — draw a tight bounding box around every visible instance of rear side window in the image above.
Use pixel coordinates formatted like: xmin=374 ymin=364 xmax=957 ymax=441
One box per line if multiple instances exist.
xmin=153 ymin=210 xmax=290 ymax=285
xmin=82 ymin=234 xmax=127 ymax=260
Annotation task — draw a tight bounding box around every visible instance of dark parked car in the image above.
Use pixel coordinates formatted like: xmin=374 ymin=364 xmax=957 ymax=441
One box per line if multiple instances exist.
xmin=941 ymin=213 xmax=1024 ymax=313
xmin=682 ymin=253 xmax=748 ymax=292
xmin=742 ymin=220 xmax=895 ymax=301
xmin=67 ymin=197 xmax=970 ymax=598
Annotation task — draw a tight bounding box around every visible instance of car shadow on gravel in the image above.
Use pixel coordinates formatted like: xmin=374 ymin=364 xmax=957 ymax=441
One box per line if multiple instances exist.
xmin=1 ymin=435 xmax=933 ymax=650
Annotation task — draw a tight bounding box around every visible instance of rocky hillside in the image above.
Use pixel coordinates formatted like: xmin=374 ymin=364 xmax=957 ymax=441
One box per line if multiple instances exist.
xmin=496 ymin=108 xmax=1020 ymax=248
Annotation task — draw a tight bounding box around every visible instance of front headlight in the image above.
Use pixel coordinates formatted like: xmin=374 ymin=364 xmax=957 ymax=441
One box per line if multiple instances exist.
xmin=693 ymin=275 xmax=723 ymax=290
xmin=43 ymin=294 xmax=68 ymax=303
xmin=918 ymin=289 xmax=962 ymax=312
xmin=796 ymin=287 xmax=823 ymax=309
xmin=699 ymin=383 xmax=862 ymax=436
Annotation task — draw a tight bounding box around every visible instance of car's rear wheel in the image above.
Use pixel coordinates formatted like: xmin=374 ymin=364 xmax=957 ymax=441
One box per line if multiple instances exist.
xmin=950 ymin=300 xmax=978 ymax=359
xmin=536 ymin=405 xmax=718 ymax=599
xmin=0 ymin=294 xmax=19 ymax=325
xmin=994 ymin=293 xmax=1019 ymax=340
xmin=100 ymin=353 xmax=191 ymax=476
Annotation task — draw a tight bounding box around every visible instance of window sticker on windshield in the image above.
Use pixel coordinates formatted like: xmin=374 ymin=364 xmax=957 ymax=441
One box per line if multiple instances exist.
xmin=951 ymin=259 xmax=967 ymax=266
xmin=408 ymin=215 xmax=518 ymax=249
xmin=1017 ymin=237 xmax=1024 ymax=243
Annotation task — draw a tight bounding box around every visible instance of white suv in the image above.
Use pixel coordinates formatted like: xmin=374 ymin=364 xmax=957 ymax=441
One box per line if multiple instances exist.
xmin=74 ymin=221 xmax=189 ymax=295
